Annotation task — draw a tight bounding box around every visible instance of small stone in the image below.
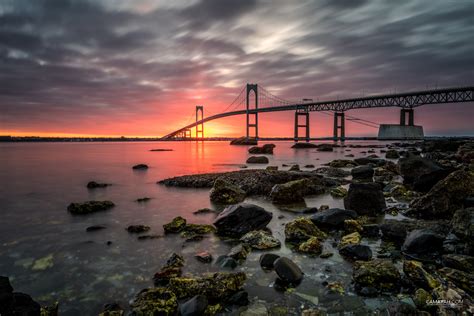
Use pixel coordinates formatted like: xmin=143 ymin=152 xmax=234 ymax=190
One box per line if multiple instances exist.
xmin=246 ymin=156 xmax=269 ymax=164
xmin=195 ymin=251 xmax=213 ymax=263
xmin=132 ymin=164 xmax=148 ymax=170
xmin=330 ymin=186 xmax=348 ymax=198
xmin=339 ymin=244 xmax=372 ymax=261
xmin=135 ymin=197 xmax=151 ymax=203
xmin=319 ymin=252 xmax=333 ymax=259
xmin=163 ymin=216 xmax=187 ymax=234
xmin=339 ymin=232 xmax=361 ymax=248
xmin=126 ymin=225 xmax=150 ymax=234
xmin=215 ymin=255 xmax=238 ymax=269
xmin=240 ymin=230 xmax=281 ymax=250
xmin=274 ymin=257 xmax=303 ymax=284
xmin=86 ymin=225 xmax=106 ymax=232
xmin=227 ymin=244 xmax=251 ymax=261
xmin=87 ymin=181 xmax=109 ymax=189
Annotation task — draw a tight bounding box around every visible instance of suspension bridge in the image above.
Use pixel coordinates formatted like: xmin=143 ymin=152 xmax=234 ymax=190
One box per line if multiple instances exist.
xmin=161 ymin=83 xmax=474 ymax=141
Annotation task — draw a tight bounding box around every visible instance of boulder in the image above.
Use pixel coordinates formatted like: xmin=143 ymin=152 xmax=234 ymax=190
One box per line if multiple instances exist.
xmin=451 ymin=207 xmax=474 ymax=240
xmin=351 ymin=165 xmax=374 ymax=181
xmin=403 ymin=260 xmax=440 ymax=290
xmin=385 ymin=149 xmax=400 ymax=159
xmin=259 ymin=254 xmax=280 ymax=270
xmin=398 ymin=154 xmax=443 ymax=188
xmin=270 ymin=178 xmax=324 ymax=204
xmin=132 ymin=164 xmax=148 ymax=170
xmin=246 ymin=156 xmax=269 ymax=164
xmin=339 ymin=244 xmax=372 ymax=261
xmin=284 ymin=217 xmax=327 ymax=242
xmin=163 ymin=216 xmax=187 ymax=234
xmin=408 ymin=170 xmax=474 ymax=219
xmin=179 ymin=295 xmax=208 ymax=316
xmin=227 ymin=244 xmax=251 ymax=262
xmin=297 ymin=237 xmax=322 ymax=255
xmin=273 ymin=257 xmax=303 ymax=284
xmin=86 ymin=181 xmax=109 ymax=189
xmin=437 ymin=267 xmax=474 ymax=295
xmin=131 ymin=288 xmax=178 ymax=315
xmin=240 ymin=230 xmax=281 ymax=250
xmin=213 ymin=203 xmax=272 ymax=237
xmin=209 ymin=178 xmax=246 ymax=205
xmin=310 ymin=208 xmax=357 ymax=230
xmin=353 ymin=259 xmax=401 ymax=295
xmin=126 ymin=225 xmax=151 ymax=234
xmin=67 ymin=200 xmax=115 ymax=215
xmin=248 ymin=144 xmax=275 ymax=154
xmin=317 ymin=144 xmax=334 ymax=152
xmin=343 ymin=182 xmax=386 ymax=216
xmin=401 ymin=229 xmax=445 ymax=261
xmin=230 ymin=137 xmax=257 ymax=145
xmin=227 ymin=290 xmax=249 ymax=306
xmin=291 ymin=142 xmax=318 ymax=148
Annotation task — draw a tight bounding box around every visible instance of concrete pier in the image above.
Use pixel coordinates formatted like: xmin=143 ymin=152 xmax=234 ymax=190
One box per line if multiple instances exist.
xmin=377 ymin=124 xmax=424 ymax=140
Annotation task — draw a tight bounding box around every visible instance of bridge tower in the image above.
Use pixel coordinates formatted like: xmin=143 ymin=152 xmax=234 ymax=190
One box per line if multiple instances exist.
xmin=246 ymin=83 xmax=258 ymax=140
xmin=333 ymin=112 xmax=345 ymax=141
xmin=195 ymin=105 xmax=204 ymax=140
xmin=400 ymin=108 xmax=414 ymax=126
xmin=294 ymin=107 xmax=310 ymax=142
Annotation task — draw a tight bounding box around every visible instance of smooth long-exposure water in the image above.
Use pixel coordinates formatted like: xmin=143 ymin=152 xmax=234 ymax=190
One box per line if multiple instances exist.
xmin=0 ymin=140 xmax=402 ymax=315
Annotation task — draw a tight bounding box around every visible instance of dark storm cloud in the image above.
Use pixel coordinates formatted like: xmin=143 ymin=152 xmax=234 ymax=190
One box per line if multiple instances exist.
xmin=0 ymin=0 xmax=473 ymax=135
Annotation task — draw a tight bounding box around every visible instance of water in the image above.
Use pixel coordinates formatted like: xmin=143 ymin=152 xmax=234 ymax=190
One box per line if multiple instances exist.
xmin=0 ymin=140 xmax=400 ymax=314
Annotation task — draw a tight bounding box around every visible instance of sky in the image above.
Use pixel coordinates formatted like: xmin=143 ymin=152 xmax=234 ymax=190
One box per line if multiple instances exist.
xmin=0 ymin=0 xmax=473 ymax=138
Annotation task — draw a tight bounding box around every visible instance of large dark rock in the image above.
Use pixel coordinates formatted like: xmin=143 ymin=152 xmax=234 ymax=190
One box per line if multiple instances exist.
xmin=412 ymin=168 xmax=452 ymax=193
xmin=351 ymin=165 xmax=374 ymax=181
xmin=451 ymin=207 xmax=474 ymax=240
xmin=317 ymin=144 xmax=334 ymax=152
xmin=354 ymin=157 xmax=386 ymax=166
xmin=246 ymin=156 xmax=269 ymax=164
xmin=353 ymin=259 xmax=401 ymax=295
xmin=67 ymin=200 xmax=115 ymax=215
xmin=343 ymin=182 xmax=386 ymax=216
xmin=259 ymin=253 xmax=280 ymax=270
xmin=249 ymin=144 xmax=275 ymax=154
xmin=408 ymin=170 xmax=474 ymax=219
xmin=398 ymin=154 xmax=443 ymax=188
xmin=385 ymin=149 xmax=400 ymax=159
xmin=310 ymin=208 xmax=357 ymax=229
xmin=213 ymin=203 xmax=272 ymax=237
xmin=402 ymin=229 xmax=445 ymax=261
xmin=339 ymin=244 xmax=372 ymax=261
xmin=273 ymin=257 xmax=303 ymax=284
xmin=132 ymin=164 xmax=149 ymax=170
xmin=230 ymin=137 xmax=257 ymax=145
xmin=209 ymin=178 xmax=246 ymax=205
xmin=0 ymin=277 xmax=41 ymax=316
xmin=442 ymin=254 xmax=474 ymax=273
xmin=270 ymin=178 xmax=324 ymax=204
xmin=179 ymin=295 xmax=208 ymax=316
xmin=291 ymin=142 xmax=318 ymax=149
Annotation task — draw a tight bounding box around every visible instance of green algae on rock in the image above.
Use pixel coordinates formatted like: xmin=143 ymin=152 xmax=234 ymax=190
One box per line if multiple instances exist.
xmin=297 ymin=237 xmax=322 ymax=255
xmin=239 ymin=230 xmax=281 ymax=250
xmin=285 ymin=217 xmax=327 ymax=243
xmin=209 ymin=178 xmax=246 ymax=204
xmin=163 ymin=216 xmax=187 ymax=234
xmin=353 ymin=259 xmax=401 ymax=295
xmin=67 ymin=200 xmax=115 ymax=215
xmin=130 ymin=288 xmax=178 ymax=315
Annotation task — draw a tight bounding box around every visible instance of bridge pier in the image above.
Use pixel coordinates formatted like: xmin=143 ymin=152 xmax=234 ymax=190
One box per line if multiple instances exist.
xmin=184 ymin=128 xmax=191 ymax=139
xmin=333 ymin=112 xmax=345 ymax=141
xmin=246 ymin=83 xmax=258 ymax=140
xmin=400 ymin=108 xmax=414 ymax=126
xmin=196 ymin=105 xmax=204 ymax=140
xmin=294 ymin=108 xmax=310 ymax=142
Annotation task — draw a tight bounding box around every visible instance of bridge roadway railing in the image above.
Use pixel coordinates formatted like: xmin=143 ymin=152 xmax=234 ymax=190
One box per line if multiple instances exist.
xmin=161 ymin=86 xmax=474 ymax=139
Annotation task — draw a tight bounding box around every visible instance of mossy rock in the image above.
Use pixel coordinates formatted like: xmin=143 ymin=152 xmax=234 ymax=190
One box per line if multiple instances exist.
xmin=67 ymin=200 xmax=114 ymax=215
xmin=413 ymin=288 xmax=432 ymax=309
xmin=297 ymin=237 xmax=322 ymax=255
xmin=130 ymin=288 xmax=178 ymax=315
xmin=163 ymin=216 xmax=187 ymax=234
xmin=353 ymin=259 xmax=401 ymax=294
xmin=403 ymin=260 xmax=440 ymax=290
xmin=339 ymin=232 xmax=361 ymax=248
xmin=284 ymin=217 xmax=327 ymax=242
xmin=210 ymin=178 xmax=246 ymax=204
xmin=240 ymin=230 xmax=281 ymax=250
xmin=181 ymin=224 xmax=216 ymax=238
xmin=344 ymin=219 xmax=363 ymax=234
xmin=330 ymin=186 xmax=348 ymax=198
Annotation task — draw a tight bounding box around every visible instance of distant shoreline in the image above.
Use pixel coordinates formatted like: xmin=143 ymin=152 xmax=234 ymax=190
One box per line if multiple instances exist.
xmin=1 ymin=135 xmax=473 ymax=142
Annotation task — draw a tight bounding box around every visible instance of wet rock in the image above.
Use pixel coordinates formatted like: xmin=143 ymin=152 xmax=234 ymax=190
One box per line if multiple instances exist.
xmin=135 ymin=197 xmax=151 ymax=203
xmin=132 ymin=164 xmax=148 ymax=170
xmin=339 ymin=232 xmax=361 ymax=248
xmin=138 ymin=234 xmax=162 ymax=240
xmin=344 ymin=182 xmax=386 ymax=216
xmin=227 ymin=244 xmax=251 ymax=262
xmin=304 ymin=164 xmax=315 ymax=168
xmin=380 ymin=220 xmax=412 ymax=244
xmin=362 ymin=224 xmax=380 ymax=238
xmin=353 ymin=259 xmax=401 ymax=295
xmin=215 ymin=256 xmax=238 ymax=269
xmin=412 ymin=288 xmax=432 ymax=310
xmin=310 ymin=208 xmax=357 ymax=230
xmin=150 ymin=148 xmax=173 ymax=151
xmin=126 ymin=225 xmax=151 ymax=234
xmin=179 ymin=295 xmax=208 ymax=316
xmin=153 ymin=253 xmax=185 ymax=286
xmin=168 ymin=272 xmax=246 ymax=300
xmin=398 ymin=154 xmax=444 ymax=189
xmin=351 ymin=165 xmax=374 ymax=181
xmin=131 ymin=288 xmax=177 ymax=315
xmin=291 ymin=142 xmax=318 ymax=149
xmin=228 ymin=290 xmax=249 ymax=306
xmin=328 ymin=159 xmax=356 ymax=168
xmin=0 ymin=277 xmax=42 ymax=316
xmin=285 ymin=217 xmax=327 ymax=242
xmin=354 ymin=157 xmax=386 ymax=166
xmin=230 ymin=137 xmax=257 ymax=145
xmin=288 ymin=164 xmax=300 ymax=171
xmin=408 ymin=170 xmax=474 ymax=219
xmin=403 ymin=260 xmax=440 ymax=290
xmin=266 ymin=166 xmax=278 ymax=171
xmin=385 ymin=302 xmax=418 ymax=315
xmin=330 ymin=186 xmax=347 ymax=198
xmin=344 ymin=219 xmax=363 ymax=234
xmin=195 ymin=251 xmax=213 ymax=263
xmin=86 ymin=225 xmax=106 ymax=232
xmin=451 ymin=207 xmax=474 ymax=240
xmin=270 ymin=178 xmax=323 ymax=204
xmin=240 ymin=230 xmax=281 ymax=250
xmin=246 ymin=156 xmax=269 ymax=164
xmin=249 ymin=144 xmax=275 ymax=154
xmin=385 ymin=149 xmax=400 ymax=159
xmin=213 ymin=203 xmax=272 ymax=237
xmin=67 ymin=200 xmax=115 ymax=215
xmin=100 ymin=303 xmax=123 ymax=316
xmin=209 ymin=178 xmax=246 ymax=204
xmin=180 ymin=224 xmax=215 ymax=238
xmin=259 ymin=253 xmax=280 ymax=270
xmin=442 ymin=254 xmax=474 ymax=273
xmin=87 ymin=181 xmax=109 ymax=189
xmin=163 ymin=216 xmax=187 ymax=234
xmin=315 ymin=167 xmax=350 ymax=178
xmin=274 ymin=257 xmax=303 ymax=284
xmin=401 ymin=229 xmax=444 ymax=261
xmin=297 ymin=237 xmax=322 ymax=255
xmin=317 ymin=144 xmax=334 ymax=152
xmin=339 ymin=244 xmax=372 ymax=261
xmin=32 ymin=254 xmax=54 ymax=271
xmin=437 ymin=267 xmax=474 ymax=295
xmin=319 ymin=252 xmax=333 ymax=259
xmin=193 ymin=208 xmax=214 ymax=215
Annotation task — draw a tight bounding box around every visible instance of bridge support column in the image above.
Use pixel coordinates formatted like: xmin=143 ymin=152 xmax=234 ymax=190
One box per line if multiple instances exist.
xmin=400 ymin=108 xmax=414 ymax=126
xmin=246 ymin=83 xmax=258 ymax=140
xmin=184 ymin=128 xmax=191 ymax=139
xmin=294 ymin=108 xmax=310 ymax=142
xmin=333 ymin=112 xmax=345 ymax=141
xmin=196 ymin=105 xmax=204 ymax=140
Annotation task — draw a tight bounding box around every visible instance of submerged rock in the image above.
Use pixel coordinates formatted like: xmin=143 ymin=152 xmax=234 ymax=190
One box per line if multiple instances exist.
xmin=339 ymin=244 xmax=372 ymax=261
xmin=408 ymin=170 xmax=474 ymax=219
xmin=132 ymin=164 xmax=149 ymax=170
xmin=167 ymin=272 xmax=246 ymax=300
xmin=285 ymin=217 xmax=327 ymax=242
xmin=163 ymin=216 xmax=187 ymax=234
xmin=274 ymin=257 xmax=303 ymax=284
xmin=240 ymin=230 xmax=281 ymax=250
xmin=248 ymin=144 xmax=275 ymax=154
xmin=131 ymin=288 xmax=178 ymax=315
xmin=86 ymin=181 xmax=109 ymax=189
xmin=230 ymin=137 xmax=257 ymax=145
xmin=126 ymin=225 xmax=151 ymax=234
xmin=344 ymin=182 xmax=386 ymax=216
xmin=209 ymin=178 xmax=246 ymax=205
xmin=310 ymin=208 xmax=357 ymax=230
xmin=246 ymin=156 xmax=269 ymax=164
xmin=270 ymin=178 xmax=324 ymax=204
xmin=215 ymin=256 xmax=238 ymax=270
xmin=291 ymin=142 xmax=318 ymax=149
xmin=227 ymin=244 xmax=251 ymax=262
xmin=353 ymin=259 xmax=400 ymax=295
xmin=213 ymin=203 xmax=272 ymax=237
xmin=317 ymin=144 xmax=334 ymax=152
xmin=67 ymin=200 xmax=115 ymax=215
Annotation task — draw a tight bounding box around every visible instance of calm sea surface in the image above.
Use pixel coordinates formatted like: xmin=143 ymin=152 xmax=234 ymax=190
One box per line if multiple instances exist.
xmin=0 ymin=140 xmax=401 ymax=315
